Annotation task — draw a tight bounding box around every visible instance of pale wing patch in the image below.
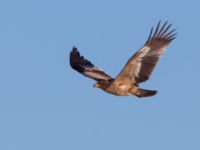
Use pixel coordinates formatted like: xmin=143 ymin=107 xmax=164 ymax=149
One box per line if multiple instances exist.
xmin=134 ymin=46 xmax=151 ymax=78
xmin=88 ymin=67 xmax=111 ymax=77
xmin=139 ymin=46 xmax=151 ymax=57
xmin=84 ymin=67 xmax=111 ymax=80
xmin=146 ymin=45 xmax=168 ymax=57
xmin=88 ymin=67 xmax=104 ymax=72
xmin=84 ymin=71 xmax=105 ymax=80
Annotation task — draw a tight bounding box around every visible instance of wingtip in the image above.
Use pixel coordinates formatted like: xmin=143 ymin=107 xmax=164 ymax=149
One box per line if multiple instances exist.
xmin=72 ymin=46 xmax=77 ymax=51
xmin=158 ymin=20 xmax=161 ymax=25
xmin=70 ymin=46 xmax=80 ymax=57
xmin=146 ymin=21 xmax=177 ymax=43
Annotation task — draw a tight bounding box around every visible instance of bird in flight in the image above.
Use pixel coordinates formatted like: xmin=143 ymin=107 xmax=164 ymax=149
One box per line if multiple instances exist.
xmin=70 ymin=21 xmax=176 ymax=98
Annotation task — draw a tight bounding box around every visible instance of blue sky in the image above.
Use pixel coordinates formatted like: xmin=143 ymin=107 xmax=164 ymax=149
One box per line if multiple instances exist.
xmin=0 ymin=0 xmax=200 ymax=149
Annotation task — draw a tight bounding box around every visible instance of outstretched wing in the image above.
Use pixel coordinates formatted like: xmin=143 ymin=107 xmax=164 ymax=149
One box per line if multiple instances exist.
xmin=115 ymin=21 xmax=176 ymax=85
xmin=70 ymin=47 xmax=113 ymax=81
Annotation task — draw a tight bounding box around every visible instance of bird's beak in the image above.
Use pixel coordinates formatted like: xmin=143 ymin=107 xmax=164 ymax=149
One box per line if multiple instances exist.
xmin=93 ymin=83 xmax=100 ymax=88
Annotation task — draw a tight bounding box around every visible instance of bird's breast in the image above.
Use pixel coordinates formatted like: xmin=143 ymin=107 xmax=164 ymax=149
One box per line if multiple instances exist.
xmin=104 ymin=82 xmax=131 ymax=96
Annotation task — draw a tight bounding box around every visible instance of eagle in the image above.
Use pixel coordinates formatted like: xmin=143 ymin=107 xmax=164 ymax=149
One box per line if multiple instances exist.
xmin=70 ymin=21 xmax=176 ymax=98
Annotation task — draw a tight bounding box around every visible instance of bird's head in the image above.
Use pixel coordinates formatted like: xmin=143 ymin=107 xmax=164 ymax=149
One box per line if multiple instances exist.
xmin=93 ymin=80 xmax=111 ymax=90
xmin=93 ymin=82 xmax=101 ymax=88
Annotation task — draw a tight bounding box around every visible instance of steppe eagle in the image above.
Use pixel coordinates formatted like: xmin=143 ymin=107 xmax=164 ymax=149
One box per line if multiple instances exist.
xmin=70 ymin=21 xmax=176 ymax=98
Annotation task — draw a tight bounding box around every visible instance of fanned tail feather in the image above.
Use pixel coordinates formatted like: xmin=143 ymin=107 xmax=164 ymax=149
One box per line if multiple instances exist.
xmin=136 ymin=88 xmax=157 ymax=98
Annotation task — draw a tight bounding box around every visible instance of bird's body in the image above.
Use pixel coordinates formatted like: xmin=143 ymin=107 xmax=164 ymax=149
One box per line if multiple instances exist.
xmin=94 ymin=77 xmax=156 ymax=97
xmin=69 ymin=21 xmax=176 ymax=98
xmin=96 ymin=80 xmax=132 ymax=96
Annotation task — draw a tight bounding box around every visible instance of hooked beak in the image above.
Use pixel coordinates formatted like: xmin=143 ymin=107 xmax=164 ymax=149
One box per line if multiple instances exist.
xmin=93 ymin=83 xmax=100 ymax=88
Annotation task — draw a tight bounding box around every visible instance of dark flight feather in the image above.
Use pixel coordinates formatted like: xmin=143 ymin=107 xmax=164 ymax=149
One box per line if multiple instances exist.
xmin=70 ymin=47 xmax=113 ymax=81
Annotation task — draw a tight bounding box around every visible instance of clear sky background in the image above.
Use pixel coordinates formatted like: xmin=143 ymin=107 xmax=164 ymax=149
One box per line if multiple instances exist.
xmin=0 ymin=0 xmax=200 ymax=150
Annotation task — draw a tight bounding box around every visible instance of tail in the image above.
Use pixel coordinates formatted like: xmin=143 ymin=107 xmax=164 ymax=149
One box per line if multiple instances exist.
xmin=136 ymin=88 xmax=157 ymax=98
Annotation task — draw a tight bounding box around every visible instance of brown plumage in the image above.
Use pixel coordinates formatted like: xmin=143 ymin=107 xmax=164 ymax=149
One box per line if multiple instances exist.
xmin=69 ymin=21 xmax=176 ymax=98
